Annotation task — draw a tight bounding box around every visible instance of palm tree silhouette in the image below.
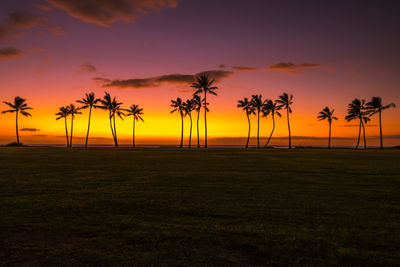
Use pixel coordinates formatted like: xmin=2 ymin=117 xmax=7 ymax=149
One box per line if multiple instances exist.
xmin=2 ymin=96 xmax=32 ymax=145
xmin=250 ymin=95 xmax=266 ymax=148
xmin=77 ymin=92 xmax=100 ymax=147
xmin=191 ymin=74 xmax=218 ymax=148
xmin=99 ymin=92 xmax=124 ymax=147
xmin=125 ymin=104 xmax=144 ymax=148
xmin=183 ymin=99 xmax=195 ymax=148
xmin=237 ymin=97 xmax=255 ymax=148
xmin=170 ymin=97 xmax=186 ymax=148
xmin=317 ymin=107 xmax=338 ymax=149
xmin=192 ymin=95 xmax=202 ymax=148
xmin=345 ymin=99 xmax=369 ymax=149
xmin=67 ymin=104 xmax=81 ymax=147
xmin=365 ymin=97 xmax=395 ymax=149
xmin=55 ymin=106 xmax=70 ymax=147
xmin=276 ymin=93 xmax=293 ymax=149
xmin=262 ymin=99 xmax=282 ymax=148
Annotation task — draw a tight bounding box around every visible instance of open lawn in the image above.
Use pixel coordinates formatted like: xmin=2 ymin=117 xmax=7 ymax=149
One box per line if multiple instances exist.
xmin=0 ymin=147 xmax=399 ymax=266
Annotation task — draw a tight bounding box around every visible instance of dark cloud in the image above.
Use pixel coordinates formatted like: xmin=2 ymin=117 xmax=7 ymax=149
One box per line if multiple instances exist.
xmin=33 ymin=134 xmax=48 ymax=137
xmin=232 ymin=65 xmax=258 ymax=72
xmin=344 ymin=124 xmax=377 ymax=127
xmin=94 ymin=70 xmax=233 ymax=89
xmin=80 ymin=63 xmax=97 ymax=73
xmin=7 ymin=10 xmax=48 ymax=28
xmin=20 ymin=128 xmax=40 ymax=132
xmin=219 ymin=64 xmax=226 ymax=68
xmin=266 ymin=62 xmax=321 ymax=74
xmin=45 ymin=0 xmax=179 ymax=27
xmin=0 ymin=47 xmax=25 ymax=61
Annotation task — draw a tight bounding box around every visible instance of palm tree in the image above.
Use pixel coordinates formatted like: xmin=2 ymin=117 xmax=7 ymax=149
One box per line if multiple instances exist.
xmin=67 ymin=104 xmax=81 ymax=147
xmin=125 ymin=104 xmax=144 ymax=148
xmin=55 ymin=106 xmax=70 ymax=147
xmin=365 ymin=97 xmax=395 ymax=149
xmin=2 ymin=96 xmax=32 ymax=145
xmin=276 ymin=93 xmax=294 ymax=149
xmin=170 ymin=97 xmax=186 ymax=148
xmin=99 ymin=92 xmax=124 ymax=147
xmin=183 ymin=99 xmax=195 ymax=148
xmin=262 ymin=100 xmax=282 ymax=148
xmin=77 ymin=92 xmax=100 ymax=147
xmin=237 ymin=97 xmax=255 ymax=148
xmin=317 ymin=107 xmax=338 ymax=149
xmin=191 ymin=74 xmax=218 ymax=148
xmin=250 ymin=94 xmax=266 ymax=148
xmin=192 ymin=95 xmax=202 ymax=148
xmin=345 ymin=99 xmax=369 ymax=149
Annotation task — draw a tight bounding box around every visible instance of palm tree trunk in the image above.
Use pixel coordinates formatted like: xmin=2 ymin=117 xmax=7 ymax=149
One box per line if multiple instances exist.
xmin=180 ymin=112 xmax=184 ymax=148
xmin=70 ymin=116 xmax=74 ymax=147
xmin=287 ymin=109 xmax=291 ymax=149
xmin=85 ymin=106 xmax=92 ymax=147
xmin=204 ymin=91 xmax=207 ymax=148
xmin=265 ymin=114 xmax=275 ymax=148
xmin=188 ymin=113 xmax=192 ymax=148
xmin=328 ymin=121 xmax=331 ymax=149
xmin=257 ymin=110 xmax=260 ymax=148
xmin=132 ymin=118 xmax=136 ymax=148
xmin=113 ymin=115 xmax=118 ymax=147
xmin=362 ymin=121 xmax=366 ymax=149
xmin=196 ymin=110 xmax=200 ymax=148
xmin=246 ymin=112 xmax=250 ymax=148
xmin=15 ymin=112 xmax=20 ymax=144
xmin=109 ymin=112 xmax=116 ymax=145
xmin=64 ymin=116 xmax=69 ymax=147
xmin=355 ymin=119 xmax=361 ymax=149
xmin=379 ymin=111 xmax=383 ymax=149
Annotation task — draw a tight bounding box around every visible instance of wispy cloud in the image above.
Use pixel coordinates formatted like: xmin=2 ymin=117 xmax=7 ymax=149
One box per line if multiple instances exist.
xmin=47 ymin=25 xmax=67 ymax=36
xmin=79 ymin=63 xmax=97 ymax=73
xmin=0 ymin=47 xmax=25 ymax=61
xmin=266 ymin=62 xmax=321 ymax=74
xmin=20 ymin=128 xmax=40 ymax=132
xmin=232 ymin=65 xmax=258 ymax=72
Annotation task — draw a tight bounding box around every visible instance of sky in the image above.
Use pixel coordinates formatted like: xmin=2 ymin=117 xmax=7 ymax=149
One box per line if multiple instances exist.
xmin=0 ymin=0 xmax=399 ymax=147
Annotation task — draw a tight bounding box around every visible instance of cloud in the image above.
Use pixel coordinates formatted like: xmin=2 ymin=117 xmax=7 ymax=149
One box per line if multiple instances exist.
xmin=266 ymin=62 xmax=321 ymax=74
xmin=7 ymin=10 xmax=48 ymax=29
xmin=219 ymin=64 xmax=226 ymax=68
xmin=344 ymin=124 xmax=377 ymax=127
xmin=45 ymin=0 xmax=179 ymax=27
xmin=232 ymin=65 xmax=258 ymax=72
xmin=79 ymin=63 xmax=97 ymax=73
xmin=33 ymin=3 xmax=53 ymax=12
xmin=33 ymin=134 xmax=48 ymax=137
xmin=47 ymin=25 xmax=67 ymax=36
xmin=20 ymin=128 xmax=40 ymax=132
xmin=0 ymin=47 xmax=25 ymax=61
xmin=94 ymin=70 xmax=233 ymax=89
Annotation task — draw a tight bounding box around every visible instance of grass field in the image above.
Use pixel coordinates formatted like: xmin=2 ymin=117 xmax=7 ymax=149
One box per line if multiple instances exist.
xmin=0 ymin=147 xmax=399 ymax=266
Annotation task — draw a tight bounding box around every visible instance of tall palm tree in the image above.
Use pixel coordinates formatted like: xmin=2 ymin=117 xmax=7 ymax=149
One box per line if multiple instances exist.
xmin=365 ymin=97 xmax=395 ymax=149
xmin=345 ymin=99 xmax=369 ymax=149
xmin=170 ymin=97 xmax=186 ymax=148
xmin=55 ymin=106 xmax=70 ymax=147
xmin=317 ymin=107 xmax=338 ymax=149
xmin=192 ymin=94 xmax=202 ymax=148
xmin=110 ymin=98 xmax=125 ymax=147
xmin=99 ymin=92 xmax=124 ymax=147
xmin=125 ymin=104 xmax=144 ymax=148
xmin=67 ymin=104 xmax=81 ymax=147
xmin=77 ymin=92 xmax=100 ymax=147
xmin=276 ymin=93 xmax=294 ymax=149
xmin=2 ymin=96 xmax=32 ymax=145
xmin=262 ymin=100 xmax=282 ymax=148
xmin=237 ymin=97 xmax=255 ymax=148
xmin=191 ymin=74 xmax=218 ymax=148
xmin=250 ymin=94 xmax=266 ymax=148
xmin=183 ymin=99 xmax=195 ymax=148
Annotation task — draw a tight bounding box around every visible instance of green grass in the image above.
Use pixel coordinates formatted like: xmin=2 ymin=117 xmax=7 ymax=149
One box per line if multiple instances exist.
xmin=0 ymin=147 xmax=399 ymax=266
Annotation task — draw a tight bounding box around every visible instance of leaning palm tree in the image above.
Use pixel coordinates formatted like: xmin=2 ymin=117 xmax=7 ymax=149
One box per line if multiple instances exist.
xmin=250 ymin=94 xmax=266 ymax=148
xmin=317 ymin=107 xmax=338 ymax=149
xmin=237 ymin=97 xmax=255 ymax=148
xmin=170 ymin=97 xmax=186 ymax=148
xmin=2 ymin=96 xmax=32 ymax=145
xmin=55 ymin=106 xmax=70 ymax=147
xmin=365 ymin=97 xmax=395 ymax=149
xmin=98 ymin=92 xmax=124 ymax=147
xmin=345 ymin=99 xmax=369 ymax=149
xmin=191 ymin=74 xmax=218 ymax=148
xmin=192 ymin=94 xmax=202 ymax=148
xmin=125 ymin=104 xmax=144 ymax=148
xmin=110 ymin=98 xmax=125 ymax=147
xmin=77 ymin=92 xmax=100 ymax=147
xmin=67 ymin=104 xmax=81 ymax=147
xmin=276 ymin=93 xmax=294 ymax=149
xmin=183 ymin=99 xmax=195 ymax=148
xmin=262 ymin=100 xmax=282 ymax=148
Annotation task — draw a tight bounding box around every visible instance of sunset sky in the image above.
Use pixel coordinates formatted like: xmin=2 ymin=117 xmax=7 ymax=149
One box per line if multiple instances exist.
xmin=0 ymin=0 xmax=399 ymax=146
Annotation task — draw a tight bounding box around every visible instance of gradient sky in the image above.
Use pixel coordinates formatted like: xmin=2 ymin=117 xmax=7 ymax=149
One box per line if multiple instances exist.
xmin=0 ymin=0 xmax=399 ymax=146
